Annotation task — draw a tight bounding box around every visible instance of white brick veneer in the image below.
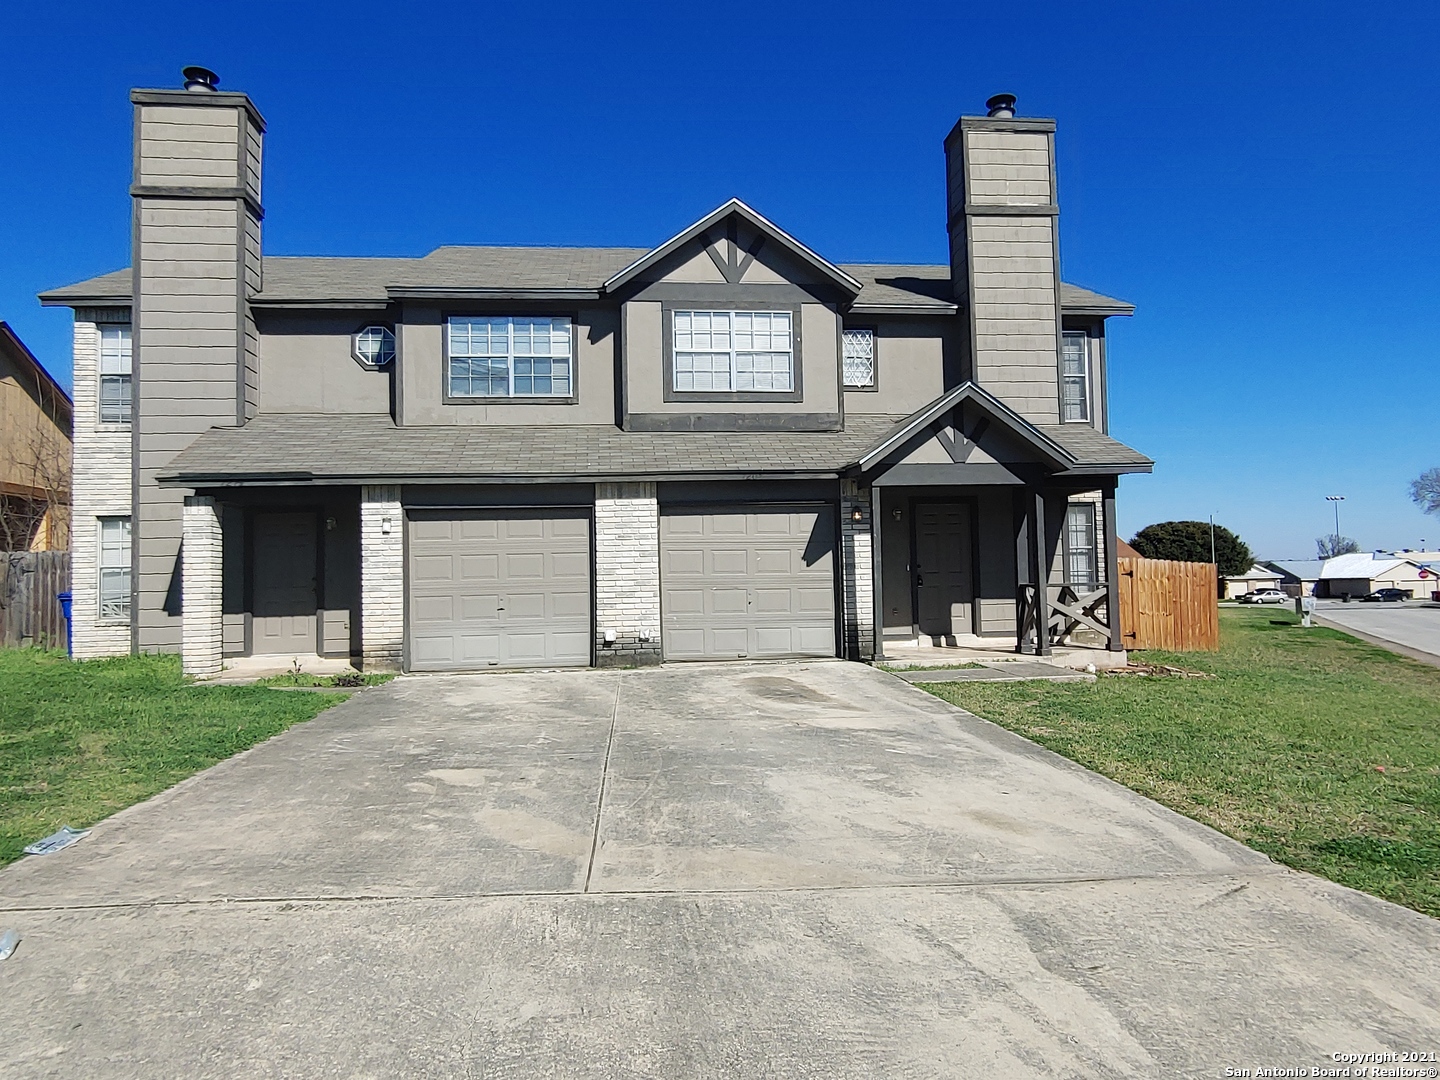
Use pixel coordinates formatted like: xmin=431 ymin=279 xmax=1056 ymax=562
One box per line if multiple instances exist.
xmin=181 ymin=496 xmax=222 ymax=676
xmin=594 ymin=482 xmax=661 ymax=666
xmin=361 ymin=485 xmax=404 ymax=670
xmin=69 ymin=314 xmax=134 ymax=658
xmin=840 ymin=480 xmax=874 ymax=659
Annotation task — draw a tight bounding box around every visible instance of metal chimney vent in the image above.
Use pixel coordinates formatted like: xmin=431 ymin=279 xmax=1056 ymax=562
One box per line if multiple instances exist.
xmin=182 ymin=66 xmax=220 ymax=92
xmin=985 ymin=93 xmax=1017 ymax=118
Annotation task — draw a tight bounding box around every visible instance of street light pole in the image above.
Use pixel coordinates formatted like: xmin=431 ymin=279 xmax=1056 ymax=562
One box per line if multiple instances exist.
xmin=1326 ymin=495 xmax=1345 ymax=543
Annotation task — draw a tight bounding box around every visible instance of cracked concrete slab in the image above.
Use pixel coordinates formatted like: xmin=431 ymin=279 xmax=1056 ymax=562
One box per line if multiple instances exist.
xmin=1 ymin=660 xmax=1436 ymax=1078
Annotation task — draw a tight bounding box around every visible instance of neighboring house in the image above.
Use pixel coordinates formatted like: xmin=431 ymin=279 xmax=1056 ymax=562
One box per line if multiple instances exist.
xmin=40 ymin=73 xmax=1152 ymax=675
xmin=1317 ymin=553 xmax=1438 ymax=599
xmin=1222 ymin=564 xmax=1283 ymax=599
xmin=1261 ymin=559 xmax=1324 ymax=598
xmin=0 ymin=322 xmax=71 ymax=551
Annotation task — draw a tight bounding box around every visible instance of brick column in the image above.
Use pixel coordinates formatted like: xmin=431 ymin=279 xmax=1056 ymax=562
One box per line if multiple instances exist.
xmin=594 ymin=482 xmax=661 ymax=667
xmin=840 ymin=480 xmax=875 ymax=660
xmin=361 ymin=485 xmax=404 ymax=671
xmin=181 ymin=495 xmax=222 ymax=677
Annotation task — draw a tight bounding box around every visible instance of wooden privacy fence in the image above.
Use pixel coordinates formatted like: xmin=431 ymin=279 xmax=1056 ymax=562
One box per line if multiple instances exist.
xmin=0 ymin=551 xmax=71 ymax=649
xmin=1116 ymin=557 xmax=1218 ymax=651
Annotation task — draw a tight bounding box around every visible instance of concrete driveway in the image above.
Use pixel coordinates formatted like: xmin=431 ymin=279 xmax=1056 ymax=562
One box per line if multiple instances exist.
xmin=2 ymin=662 xmax=1437 ymax=1078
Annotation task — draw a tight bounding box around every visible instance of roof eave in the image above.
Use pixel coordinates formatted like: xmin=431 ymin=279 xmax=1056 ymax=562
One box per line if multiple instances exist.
xmin=386 ymin=287 xmax=603 ymax=302
xmin=849 ymin=303 xmax=959 ymax=316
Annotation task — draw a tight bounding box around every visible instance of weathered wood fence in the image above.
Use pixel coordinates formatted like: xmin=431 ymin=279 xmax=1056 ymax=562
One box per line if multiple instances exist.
xmin=0 ymin=551 xmax=71 ymax=649
xmin=1117 ymin=557 xmax=1219 ymax=651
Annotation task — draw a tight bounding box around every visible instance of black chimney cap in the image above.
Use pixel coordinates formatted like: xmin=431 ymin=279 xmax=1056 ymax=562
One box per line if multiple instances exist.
xmin=182 ymin=66 xmax=220 ymax=92
xmin=985 ymin=93 xmax=1017 ymax=118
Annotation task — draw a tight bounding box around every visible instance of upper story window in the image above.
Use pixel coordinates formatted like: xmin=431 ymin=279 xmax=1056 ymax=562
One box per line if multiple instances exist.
xmin=673 ymin=310 xmax=792 ymax=392
xmin=353 ymin=325 xmax=396 ymax=368
xmin=842 ymin=328 xmax=875 ymax=388
xmin=99 ymin=325 xmax=132 ymax=424
xmin=447 ymin=317 xmax=572 ymax=398
xmin=1060 ymin=331 xmax=1090 ymax=423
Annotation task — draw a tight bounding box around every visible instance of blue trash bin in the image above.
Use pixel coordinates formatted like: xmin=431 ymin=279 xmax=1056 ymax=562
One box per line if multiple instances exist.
xmin=57 ymin=591 xmax=73 ymax=657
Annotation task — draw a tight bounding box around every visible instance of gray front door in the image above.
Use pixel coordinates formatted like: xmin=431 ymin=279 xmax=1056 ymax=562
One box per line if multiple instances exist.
xmin=407 ymin=508 xmax=591 ymax=671
xmin=915 ymin=502 xmax=974 ymax=639
xmin=252 ymin=512 xmax=319 ymax=656
xmin=660 ymin=505 xmax=836 ymax=660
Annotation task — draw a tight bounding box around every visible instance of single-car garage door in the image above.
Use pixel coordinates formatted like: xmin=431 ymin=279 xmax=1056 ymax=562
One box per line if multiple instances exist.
xmin=660 ymin=504 xmax=836 ymax=660
xmin=407 ymin=508 xmax=591 ymax=671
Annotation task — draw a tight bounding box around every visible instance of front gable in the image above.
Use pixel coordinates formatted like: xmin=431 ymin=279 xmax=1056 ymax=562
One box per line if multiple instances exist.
xmin=615 ymin=201 xmax=858 ymax=432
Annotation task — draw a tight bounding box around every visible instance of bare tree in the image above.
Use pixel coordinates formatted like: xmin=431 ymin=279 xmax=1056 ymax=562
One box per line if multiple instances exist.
xmin=1316 ymin=534 xmax=1360 ymax=559
xmin=0 ymin=371 xmax=71 ymax=553
xmin=1411 ymin=467 xmax=1440 ymax=517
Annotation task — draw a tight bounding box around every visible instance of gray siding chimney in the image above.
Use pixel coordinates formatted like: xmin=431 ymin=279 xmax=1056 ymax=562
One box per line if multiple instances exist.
xmin=130 ymin=73 xmax=264 ymax=651
xmin=944 ymin=101 xmax=1062 ymax=424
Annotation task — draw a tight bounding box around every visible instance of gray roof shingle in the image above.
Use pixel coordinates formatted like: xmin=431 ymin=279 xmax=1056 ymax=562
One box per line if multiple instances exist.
xmin=40 ymin=250 xmax=1133 ymax=313
xmin=158 ymin=409 xmax=1149 ymax=486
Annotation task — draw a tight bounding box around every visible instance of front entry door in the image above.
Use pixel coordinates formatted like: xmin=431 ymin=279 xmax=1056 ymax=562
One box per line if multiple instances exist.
xmin=252 ymin=512 xmax=319 ymax=655
xmin=915 ymin=502 xmax=974 ymax=640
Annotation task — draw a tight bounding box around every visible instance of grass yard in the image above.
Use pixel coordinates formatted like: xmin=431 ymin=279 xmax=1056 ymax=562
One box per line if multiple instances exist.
xmin=915 ymin=607 xmax=1440 ymax=918
xmin=0 ymin=650 xmax=356 ymax=866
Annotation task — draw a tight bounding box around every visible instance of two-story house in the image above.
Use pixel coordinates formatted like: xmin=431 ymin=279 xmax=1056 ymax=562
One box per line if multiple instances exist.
xmin=42 ymin=70 xmax=1150 ymax=675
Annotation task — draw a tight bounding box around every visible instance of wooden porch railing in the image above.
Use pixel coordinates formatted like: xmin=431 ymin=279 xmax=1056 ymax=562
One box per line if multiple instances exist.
xmin=1018 ymin=581 xmax=1116 ymax=653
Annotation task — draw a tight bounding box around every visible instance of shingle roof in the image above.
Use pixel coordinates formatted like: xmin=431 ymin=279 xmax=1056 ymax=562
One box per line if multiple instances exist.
xmin=158 ymin=413 xmax=909 ymax=484
xmin=39 ymin=251 xmax=1133 ymax=314
xmin=158 ymin=409 xmax=1149 ymax=486
xmin=1032 ymin=423 xmax=1153 ymax=470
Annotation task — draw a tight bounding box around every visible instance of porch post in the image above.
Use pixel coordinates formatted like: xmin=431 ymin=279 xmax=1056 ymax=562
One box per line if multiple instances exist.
xmin=1103 ymin=479 xmax=1124 ymax=652
xmin=360 ymin=485 xmax=404 ymax=671
xmin=1014 ymin=488 xmax=1028 ymax=652
xmin=181 ymin=495 xmax=223 ymax=677
xmin=839 ymin=480 xmax=875 ymax=661
xmin=1031 ymin=488 xmax=1051 ymax=656
xmin=870 ymin=482 xmax=886 ymax=661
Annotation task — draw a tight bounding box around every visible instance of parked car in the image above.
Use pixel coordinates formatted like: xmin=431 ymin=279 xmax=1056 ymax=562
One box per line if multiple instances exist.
xmin=1361 ymin=588 xmax=1412 ymax=602
xmin=1238 ymin=589 xmax=1289 ymax=605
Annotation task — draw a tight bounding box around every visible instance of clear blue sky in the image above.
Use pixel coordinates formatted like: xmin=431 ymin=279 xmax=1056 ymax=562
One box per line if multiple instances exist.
xmin=3 ymin=0 xmax=1436 ymax=559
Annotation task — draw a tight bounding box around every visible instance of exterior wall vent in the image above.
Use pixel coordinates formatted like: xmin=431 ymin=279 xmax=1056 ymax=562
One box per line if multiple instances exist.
xmin=182 ymin=66 xmax=219 ymax=92
xmin=985 ymin=93 xmax=1017 ymax=118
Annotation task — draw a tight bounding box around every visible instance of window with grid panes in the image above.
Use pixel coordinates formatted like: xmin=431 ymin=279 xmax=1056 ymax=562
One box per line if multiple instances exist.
xmin=1060 ymin=331 xmax=1090 ymax=423
xmin=99 ymin=326 xmax=132 ymax=423
xmin=447 ymin=317 xmax=572 ymax=397
xmin=672 ymin=310 xmax=793 ymax=392
xmin=1065 ymin=503 xmax=1098 ymax=587
xmin=99 ymin=516 xmax=131 ymax=620
xmin=842 ymin=328 xmax=874 ymax=387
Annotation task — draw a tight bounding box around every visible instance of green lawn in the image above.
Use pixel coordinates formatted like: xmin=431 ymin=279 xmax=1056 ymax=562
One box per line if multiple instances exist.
xmin=0 ymin=650 xmax=354 ymax=865
xmin=914 ymin=608 xmax=1440 ymax=918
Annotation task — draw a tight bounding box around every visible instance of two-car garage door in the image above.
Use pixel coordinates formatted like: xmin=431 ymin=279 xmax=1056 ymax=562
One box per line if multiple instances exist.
xmin=660 ymin=505 xmax=836 ymax=660
xmin=408 ymin=508 xmax=591 ymax=671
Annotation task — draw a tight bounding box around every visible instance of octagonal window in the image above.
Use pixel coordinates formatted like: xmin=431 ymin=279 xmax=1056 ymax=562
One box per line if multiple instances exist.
xmin=353 ymin=325 xmax=396 ymax=368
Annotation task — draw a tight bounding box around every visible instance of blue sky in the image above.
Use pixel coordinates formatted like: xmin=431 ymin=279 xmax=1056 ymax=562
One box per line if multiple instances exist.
xmin=2 ymin=0 xmax=1436 ymax=559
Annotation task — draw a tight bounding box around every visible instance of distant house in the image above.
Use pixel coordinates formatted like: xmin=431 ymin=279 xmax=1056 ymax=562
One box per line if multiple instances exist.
xmin=0 ymin=322 xmax=72 ymax=551
xmin=1317 ymin=553 xmax=1438 ymax=599
xmin=1261 ymin=559 xmax=1324 ymax=598
xmin=1222 ymin=564 xmax=1283 ymax=599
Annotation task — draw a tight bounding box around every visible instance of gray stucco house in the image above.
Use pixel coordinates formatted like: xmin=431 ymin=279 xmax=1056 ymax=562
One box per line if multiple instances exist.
xmin=42 ymin=70 xmax=1151 ymax=676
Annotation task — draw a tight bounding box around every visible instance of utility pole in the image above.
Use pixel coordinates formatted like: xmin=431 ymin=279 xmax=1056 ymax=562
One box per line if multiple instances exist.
xmin=1209 ymin=514 xmax=1216 ymax=565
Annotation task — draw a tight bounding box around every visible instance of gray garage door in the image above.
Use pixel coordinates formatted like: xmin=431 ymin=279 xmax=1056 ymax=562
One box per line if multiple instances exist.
xmin=660 ymin=504 xmax=836 ymax=661
xmin=407 ymin=508 xmax=591 ymax=671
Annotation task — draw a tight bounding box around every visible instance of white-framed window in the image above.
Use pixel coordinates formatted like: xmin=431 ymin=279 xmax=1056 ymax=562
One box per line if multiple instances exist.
xmin=99 ymin=325 xmax=133 ymax=424
xmin=1061 ymin=331 xmax=1090 ymax=423
xmin=352 ymin=325 xmax=396 ymax=368
xmin=673 ymin=310 xmax=793 ymax=392
xmin=842 ymin=328 xmax=875 ymax=388
xmin=98 ymin=516 xmax=132 ymax=621
xmin=1064 ymin=503 xmax=1098 ymax=587
xmin=447 ymin=317 xmax=572 ymax=398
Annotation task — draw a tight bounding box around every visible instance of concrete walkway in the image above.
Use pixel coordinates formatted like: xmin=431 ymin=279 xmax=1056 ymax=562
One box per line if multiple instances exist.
xmin=1 ymin=662 xmax=1436 ymax=1077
